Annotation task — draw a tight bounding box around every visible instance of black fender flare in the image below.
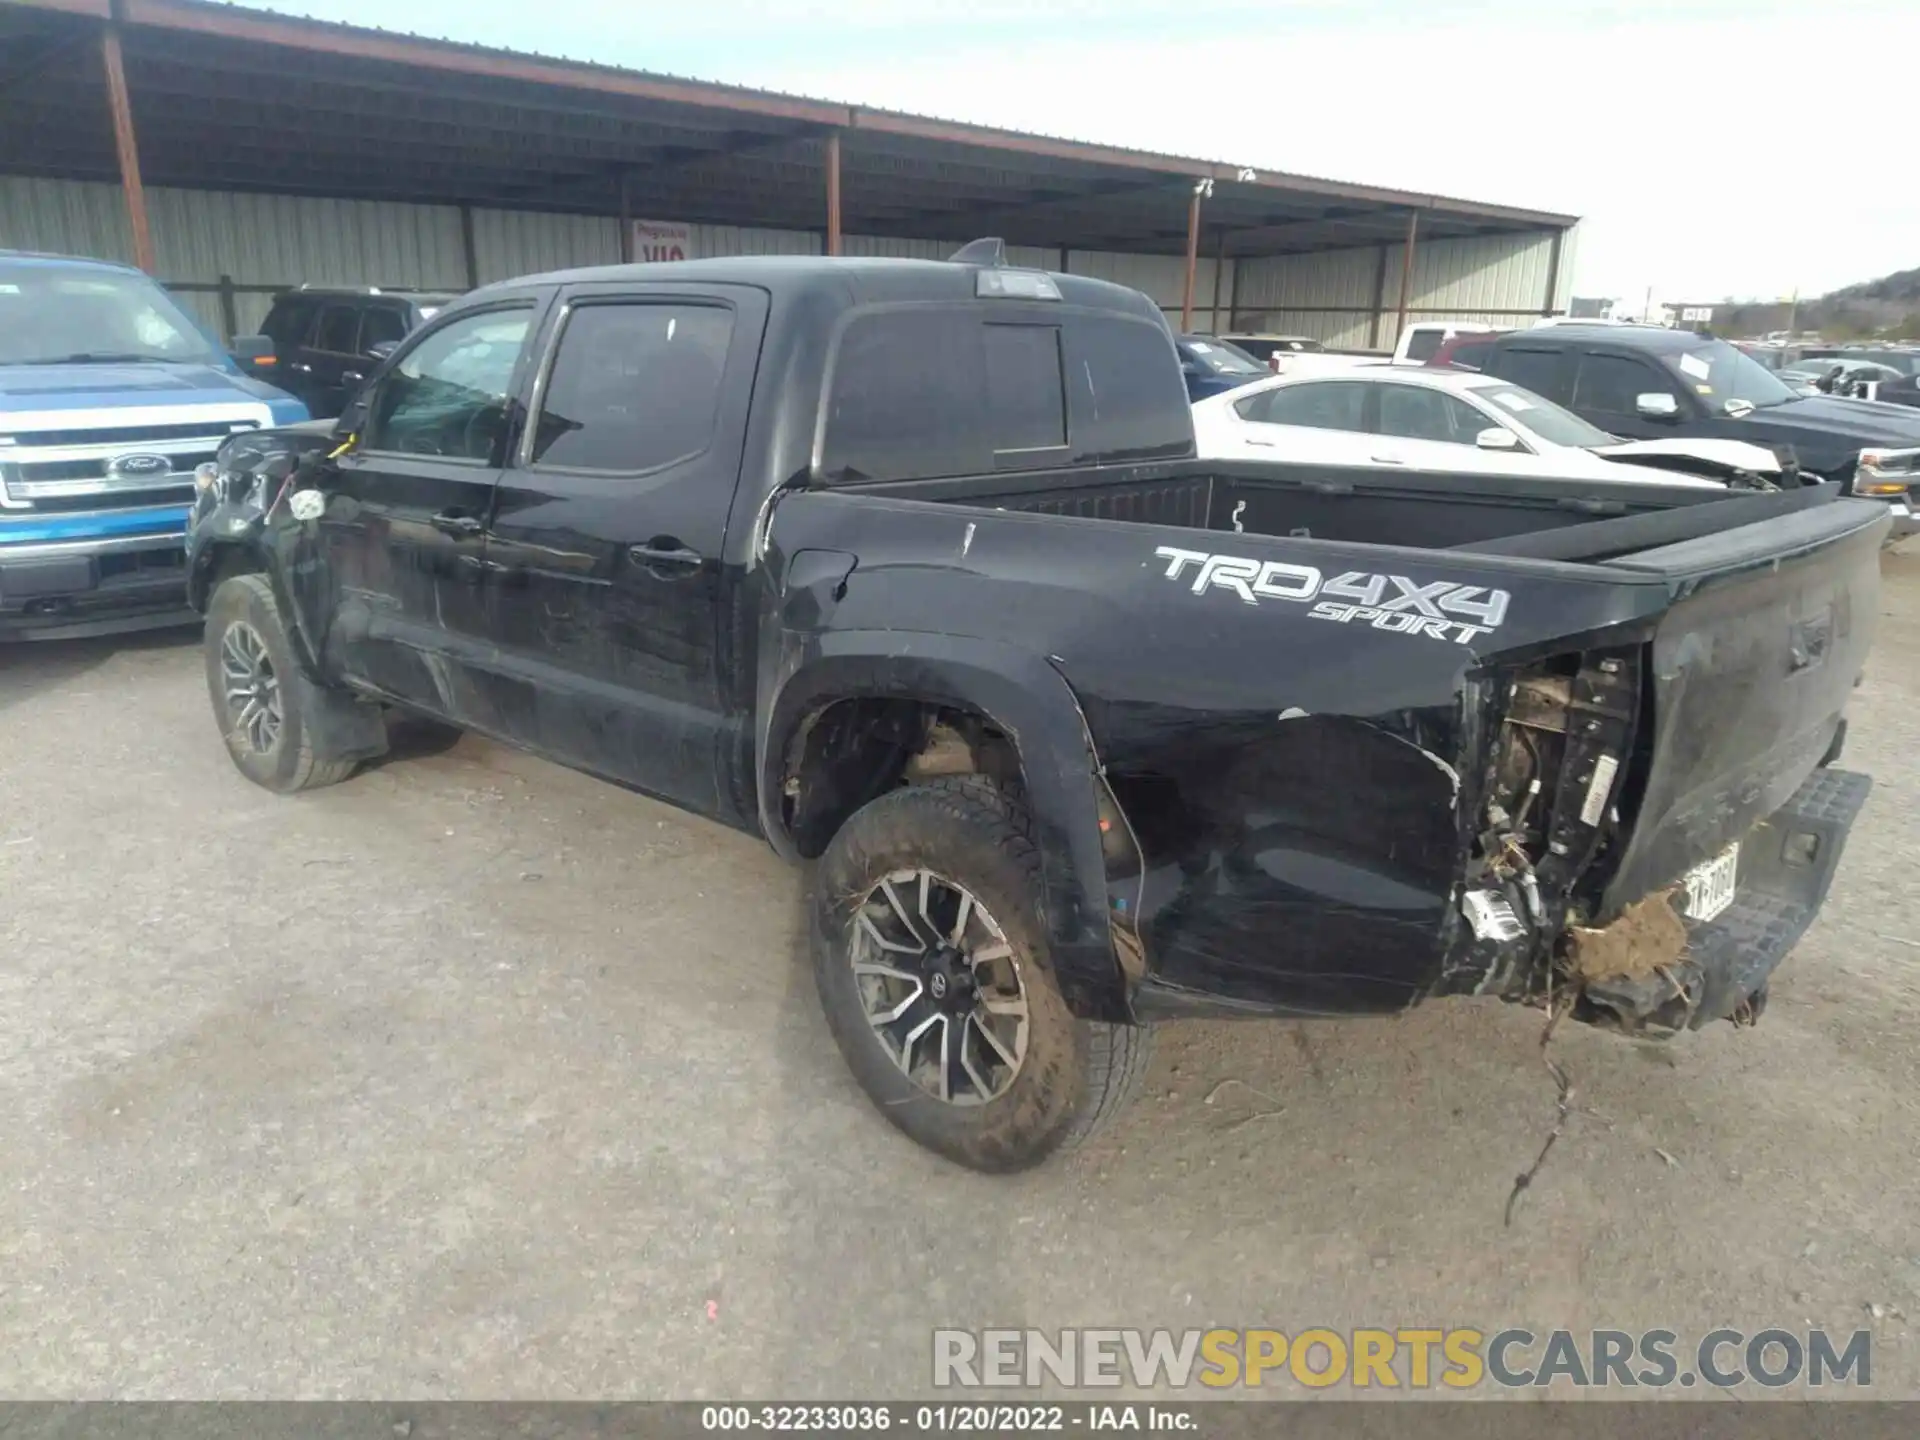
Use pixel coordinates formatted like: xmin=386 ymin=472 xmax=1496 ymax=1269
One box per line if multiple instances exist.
xmin=759 ymin=631 xmax=1130 ymax=1022
xmin=187 ymin=528 xmax=333 ymax=681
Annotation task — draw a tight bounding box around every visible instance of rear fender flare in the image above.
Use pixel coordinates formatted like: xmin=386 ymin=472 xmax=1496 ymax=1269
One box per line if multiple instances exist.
xmin=760 ymin=633 xmax=1128 ymax=1021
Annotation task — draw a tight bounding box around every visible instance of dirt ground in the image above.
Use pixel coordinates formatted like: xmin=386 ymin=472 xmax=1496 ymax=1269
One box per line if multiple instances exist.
xmin=1 ymin=551 xmax=1917 ymax=1403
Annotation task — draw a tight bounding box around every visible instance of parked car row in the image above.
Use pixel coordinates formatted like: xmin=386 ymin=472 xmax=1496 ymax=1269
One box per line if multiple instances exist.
xmin=1424 ymin=324 xmax=1920 ymax=530
xmin=1190 ymin=364 xmax=1785 ymax=488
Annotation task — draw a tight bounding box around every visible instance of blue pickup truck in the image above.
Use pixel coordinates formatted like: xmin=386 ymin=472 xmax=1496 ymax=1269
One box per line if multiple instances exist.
xmin=0 ymin=250 xmax=308 ymax=640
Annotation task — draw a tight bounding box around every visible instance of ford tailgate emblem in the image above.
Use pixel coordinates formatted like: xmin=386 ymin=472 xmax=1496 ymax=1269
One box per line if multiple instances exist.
xmin=108 ymin=452 xmax=171 ymax=478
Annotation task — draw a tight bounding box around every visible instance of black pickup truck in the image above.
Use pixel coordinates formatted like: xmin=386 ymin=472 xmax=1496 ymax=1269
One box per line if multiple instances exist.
xmin=184 ymin=247 xmax=1882 ymax=1173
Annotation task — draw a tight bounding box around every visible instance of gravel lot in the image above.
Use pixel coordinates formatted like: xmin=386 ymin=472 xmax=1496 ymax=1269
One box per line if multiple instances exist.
xmin=2 ymin=551 xmax=1917 ymax=1401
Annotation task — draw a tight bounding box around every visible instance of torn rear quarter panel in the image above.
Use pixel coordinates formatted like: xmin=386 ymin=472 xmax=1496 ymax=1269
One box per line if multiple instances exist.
xmin=761 ymin=489 xmax=1691 ymax=1020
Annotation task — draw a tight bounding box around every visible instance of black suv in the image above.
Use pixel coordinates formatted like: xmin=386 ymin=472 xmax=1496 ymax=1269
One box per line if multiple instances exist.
xmin=238 ymin=288 xmax=459 ymax=420
xmin=1460 ymin=324 xmax=1920 ymax=532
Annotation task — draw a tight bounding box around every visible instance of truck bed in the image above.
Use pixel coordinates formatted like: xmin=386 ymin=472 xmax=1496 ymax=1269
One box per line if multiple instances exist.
xmin=850 ymin=456 xmax=1831 ymax=561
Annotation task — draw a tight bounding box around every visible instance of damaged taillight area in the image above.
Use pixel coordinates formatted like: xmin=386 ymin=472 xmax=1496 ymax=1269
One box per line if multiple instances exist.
xmin=1444 ymin=644 xmax=1647 ymax=1005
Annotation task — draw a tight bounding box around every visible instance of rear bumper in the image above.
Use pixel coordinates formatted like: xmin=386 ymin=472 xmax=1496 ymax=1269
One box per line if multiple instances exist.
xmin=1580 ymin=765 xmax=1872 ymax=1034
xmin=0 ymin=524 xmax=194 ymax=641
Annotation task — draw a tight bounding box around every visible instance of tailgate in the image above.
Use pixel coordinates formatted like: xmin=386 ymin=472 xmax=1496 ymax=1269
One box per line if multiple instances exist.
xmin=1598 ymin=497 xmax=1886 ymax=912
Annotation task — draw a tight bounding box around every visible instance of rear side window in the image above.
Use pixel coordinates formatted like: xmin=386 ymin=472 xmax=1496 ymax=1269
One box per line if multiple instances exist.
xmin=1237 ymin=381 xmax=1368 ymax=431
xmin=1486 ymin=346 xmax=1576 ymax=404
xmin=360 ymin=307 xmax=408 ymax=350
xmin=1402 ymin=329 xmax=1444 ymax=362
xmin=984 ymin=324 xmax=1066 ymax=452
xmin=530 ymin=302 xmax=734 ymax=472
xmin=1376 ymin=385 xmax=1486 ymax=444
xmin=1573 ymin=353 xmax=1675 ymax=416
xmin=315 ymin=304 xmax=359 ymax=354
xmin=823 ymin=309 xmax=988 ymax=483
xmin=822 ymin=307 xmax=1187 ymax=482
xmin=1447 ymin=339 xmax=1492 ymax=371
xmin=1061 ymin=314 xmax=1190 ymax=464
xmin=261 ymin=297 xmax=318 ymax=348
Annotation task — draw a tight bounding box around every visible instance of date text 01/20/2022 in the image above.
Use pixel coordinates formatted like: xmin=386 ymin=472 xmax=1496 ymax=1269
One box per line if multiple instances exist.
xmin=699 ymin=1404 xmax=1195 ymax=1431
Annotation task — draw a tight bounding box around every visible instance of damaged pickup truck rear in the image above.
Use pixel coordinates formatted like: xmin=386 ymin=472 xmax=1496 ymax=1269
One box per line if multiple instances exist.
xmin=183 ymin=248 xmax=1883 ymax=1172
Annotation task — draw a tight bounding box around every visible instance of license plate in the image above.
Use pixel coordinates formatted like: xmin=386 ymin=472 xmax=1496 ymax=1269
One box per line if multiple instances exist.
xmin=1681 ymin=843 xmax=1740 ymax=923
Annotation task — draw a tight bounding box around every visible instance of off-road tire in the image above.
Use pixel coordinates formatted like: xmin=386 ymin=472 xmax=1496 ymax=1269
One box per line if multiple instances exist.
xmin=811 ymin=776 xmax=1150 ymax=1171
xmin=203 ymin=574 xmax=358 ymax=794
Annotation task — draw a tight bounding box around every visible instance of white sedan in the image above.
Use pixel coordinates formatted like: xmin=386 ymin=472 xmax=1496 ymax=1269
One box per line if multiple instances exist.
xmin=1191 ymin=366 xmax=1785 ymax=487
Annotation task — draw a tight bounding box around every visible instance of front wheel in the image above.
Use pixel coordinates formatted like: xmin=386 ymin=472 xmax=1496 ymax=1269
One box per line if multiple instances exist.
xmin=203 ymin=574 xmax=358 ymax=794
xmin=810 ymin=777 xmax=1150 ymax=1172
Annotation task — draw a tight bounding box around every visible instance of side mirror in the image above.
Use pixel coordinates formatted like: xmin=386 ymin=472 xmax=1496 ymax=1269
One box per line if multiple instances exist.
xmin=1475 ymin=427 xmax=1519 ymax=451
xmin=231 ymin=334 xmax=275 ymax=368
xmin=1635 ymin=392 xmax=1680 ymax=420
xmin=368 ymin=340 xmax=400 ymax=362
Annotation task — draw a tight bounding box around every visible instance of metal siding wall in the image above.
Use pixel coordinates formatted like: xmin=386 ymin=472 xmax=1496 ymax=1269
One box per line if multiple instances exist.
xmin=1064 ymin=250 xmax=1224 ymax=310
xmin=1410 ymin=232 xmax=1552 ymax=313
xmin=1231 ymin=230 xmax=1571 ymax=350
xmin=0 ymin=175 xmax=469 ymax=334
xmin=840 ymin=234 xmax=946 ymax=260
xmin=1551 ymin=223 xmax=1580 ymax=313
xmin=1232 ymin=247 xmax=1379 ymax=314
xmin=1229 ymin=310 xmax=1373 ymax=348
xmin=471 ymin=208 xmax=620 ymax=282
xmin=0 ymin=175 xmax=134 ymax=264
xmin=690 ymin=223 xmax=819 ymax=257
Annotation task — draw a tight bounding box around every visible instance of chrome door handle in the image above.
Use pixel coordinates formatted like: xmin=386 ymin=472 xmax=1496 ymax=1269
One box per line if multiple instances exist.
xmin=629 ymin=543 xmax=701 ymax=568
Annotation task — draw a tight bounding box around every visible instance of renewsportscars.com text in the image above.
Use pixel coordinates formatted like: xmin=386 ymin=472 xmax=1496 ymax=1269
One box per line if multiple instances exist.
xmin=933 ymin=1327 xmax=1872 ymax=1391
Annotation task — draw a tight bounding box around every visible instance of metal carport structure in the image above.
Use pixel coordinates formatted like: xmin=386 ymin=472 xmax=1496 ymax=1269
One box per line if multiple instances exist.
xmin=0 ymin=0 xmax=1578 ymax=346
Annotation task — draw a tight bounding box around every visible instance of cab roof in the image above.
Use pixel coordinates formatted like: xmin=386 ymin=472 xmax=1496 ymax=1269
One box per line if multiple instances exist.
xmin=476 ymin=254 xmax=1165 ymax=322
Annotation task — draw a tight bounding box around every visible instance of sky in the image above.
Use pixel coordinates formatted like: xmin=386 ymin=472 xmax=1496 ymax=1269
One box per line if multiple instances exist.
xmin=239 ymin=0 xmax=1920 ymax=303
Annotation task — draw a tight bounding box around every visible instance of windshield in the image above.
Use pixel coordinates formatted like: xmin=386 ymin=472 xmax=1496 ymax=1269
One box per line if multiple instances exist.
xmin=1183 ymin=338 xmax=1266 ymax=376
xmin=1662 ymin=339 xmax=1795 ymax=410
xmin=1471 ymin=380 xmax=1617 ymax=448
xmin=0 ymin=263 xmax=216 ymax=366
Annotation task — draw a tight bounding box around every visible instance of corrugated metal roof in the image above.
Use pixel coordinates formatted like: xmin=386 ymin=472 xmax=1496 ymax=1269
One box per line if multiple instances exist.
xmin=0 ymin=0 xmax=1578 ymax=259
xmin=156 ymin=0 xmax=1568 ymax=220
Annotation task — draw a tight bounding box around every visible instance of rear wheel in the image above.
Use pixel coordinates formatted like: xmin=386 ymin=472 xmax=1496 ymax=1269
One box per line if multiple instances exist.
xmin=811 ymin=777 xmax=1149 ymax=1172
xmin=203 ymin=574 xmax=357 ymax=794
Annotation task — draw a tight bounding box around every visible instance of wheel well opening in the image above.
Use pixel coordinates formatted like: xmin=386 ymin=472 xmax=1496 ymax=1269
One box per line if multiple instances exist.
xmin=782 ymin=698 xmax=1023 ymax=858
xmin=192 ymin=544 xmax=264 ymax=611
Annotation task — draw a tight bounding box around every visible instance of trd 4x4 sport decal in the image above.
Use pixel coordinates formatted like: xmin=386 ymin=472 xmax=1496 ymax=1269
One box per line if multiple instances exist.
xmin=1153 ymin=546 xmax=1509 ymax=646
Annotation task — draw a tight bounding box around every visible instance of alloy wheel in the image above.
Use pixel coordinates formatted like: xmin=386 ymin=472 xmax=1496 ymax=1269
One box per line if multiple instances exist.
xmin=850 ymin=868 xmax=1030 ymax=1105
xmin=219 ymin=620 xmax=283 ymax=755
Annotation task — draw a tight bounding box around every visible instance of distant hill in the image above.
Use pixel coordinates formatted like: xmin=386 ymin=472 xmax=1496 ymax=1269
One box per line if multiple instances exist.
xmin=1829 ymin=265 xmax=1920 ymax=305
xmin=1709 ymin=265 xmax=1920 ymax=340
